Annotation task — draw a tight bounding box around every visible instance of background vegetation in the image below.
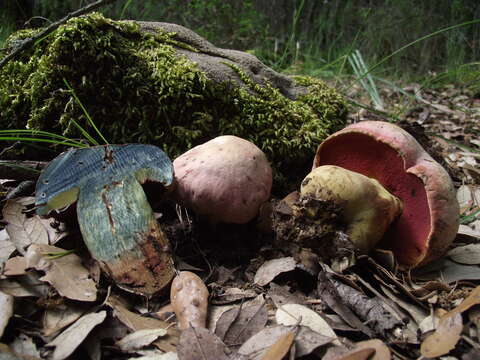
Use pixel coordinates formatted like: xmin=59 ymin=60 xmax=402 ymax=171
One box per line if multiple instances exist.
xmin=2 ymin=0 xmax=479 ymax=84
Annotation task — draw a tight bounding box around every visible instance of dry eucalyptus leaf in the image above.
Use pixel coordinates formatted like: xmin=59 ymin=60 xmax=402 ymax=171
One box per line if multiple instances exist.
xmin=0 ymin=290 xmax=13 ymax=337
xmin=448 ymin=244 xmax=480 ymax=265
xmin=46 ymin=311 xmax=107 ymax=360
xmin=260 ymin=331 xmax=295 ymax=360
xmin=116 ymin=328 xmax=168 ymax=351
xmin=0 ymin=229 xmax=15 ymax=270
xmin=9 ymin=333 xmax=41 ymax=359
xmin=25 ymin=244 xmax=97 ymax=302
xmin=237 ymin=325 xmax=331 ymax=359
xmin=443 ymin=286 xmax=480 ymax=317
xmin=275 ymin=304 xmax=338 ymax=344
xmin=335 ymin=347 xmax=376 ymax=360
xmin=177 ymin=327 xmax=229 ymax=360
xmin=3 ymin=256 xmax=27 ymax=276
xmin=254 ymin=257 xmax=297 ymax=286
xmin=211 ymin=287 xmax=257 ymax=305
xmin=412 ymin=258 xmax=480 ymax=283
xmin=43 ymin=304 xmax=86 ymax=337
xmin=215 ymin=303 xmax=268 ymax=345
xmin=107 ymin=294 xmax=179 ymax=353
xmin=420 ymin=312 xmax=463 ymax=358
xmin=3 ymin=197 xmax=49 ymax=254
xmin=457 ymin=185 xmax=474 ymax=213
xmin=0 ymin=273 xmax=50 ymax=297
xmin=457 ymin=225 xmax=480 ymax=239
xmin=354 ymin=339 xmax=391 ymax=360
xmin=130 ymin=351 xmax=178 ymax=360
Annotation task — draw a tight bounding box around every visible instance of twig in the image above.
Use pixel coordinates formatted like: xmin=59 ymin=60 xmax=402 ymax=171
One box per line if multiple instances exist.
xmin=0 ymin=0 xmax=118 ymax=70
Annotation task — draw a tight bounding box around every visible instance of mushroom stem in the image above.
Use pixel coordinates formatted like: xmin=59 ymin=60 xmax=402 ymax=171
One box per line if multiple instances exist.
xmin=77 ymin=174 xmax=175 ymax=296
xmin=300 ymin=165 xmax=403 ymax=253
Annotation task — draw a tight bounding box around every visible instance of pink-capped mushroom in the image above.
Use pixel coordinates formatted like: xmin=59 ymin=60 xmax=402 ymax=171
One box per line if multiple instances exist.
xmin=313 ymin=121 xmax=459 ymax=268
xmin=173 ymin=135 xmax=272 ymax=224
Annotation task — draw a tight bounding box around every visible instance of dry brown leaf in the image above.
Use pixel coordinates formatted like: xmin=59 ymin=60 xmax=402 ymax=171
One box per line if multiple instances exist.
xmin=9 ymin=333 xmax=41 ymax=359
xmin=0 ymin=229 xmax=15 ymax=271
xmin=457 ymin=185 xmax=474 ymax=213
xmin=215 ymin=302 xmax=268 ymax=345
xmin=25 ymin=244 xmax=97 ymax=302
xmin=116 ymin=328 xmax=168 ymax=351
xmin=177 ymin=326 xmax=229 ymax=360
xmin=3 ymin=197 xmax=49 ymax=254
xmin=336 ymin=347 xmax=376 ymax=360
xmin=260 ymin=331 xmax=295 ymax=360
xmin=0 ymin=273 xmax=50 ymax=297
xmin=237 ymin=325 xmax=331 ymax=359
xmin=43 ymin=304 xmax=86 ymax=336
xmin=3 ymin=256 xmax=27 ymax=276
xmin=412 ymin=259 xmax=480 ymax=283
xmin=254 ymin=257 xmax=297 ymax=286
xmin=420 ymin=312 xmax=463 ymax=358
xmin=354 ymin=339 xmax=391 ymax=360
xmin=46 ymin=311 xmax=107 ymax=360
xmin=448 ymin=244 xmax=480 ymax=265
xmin=0 ymin=290 xmax=13 ymax=337
xmin=107 ymin=294 xmax=179 ymax=353
xmin=275 ymin=304 xmax=339 ymax=345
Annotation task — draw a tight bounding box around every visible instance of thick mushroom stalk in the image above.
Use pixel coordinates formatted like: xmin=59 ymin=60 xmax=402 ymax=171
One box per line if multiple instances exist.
xmin=313 ymin=121 xmax=459 ymax=268
xmin=35 ymin=144 xmax=175 ymax=296
xmin=300 ymin=166 xmax=403 ymax=254
xmin=173 ymin=135 xmax=272 ymax=224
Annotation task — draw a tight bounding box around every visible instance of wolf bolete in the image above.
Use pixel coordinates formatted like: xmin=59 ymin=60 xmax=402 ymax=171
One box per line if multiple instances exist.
xmin=35 ymin=144 xmax=176 ymax=296
xmin=173 ymin=135 xmax=272 ymax=224
xmin=312 ymin=121 xmax=459 ymax=268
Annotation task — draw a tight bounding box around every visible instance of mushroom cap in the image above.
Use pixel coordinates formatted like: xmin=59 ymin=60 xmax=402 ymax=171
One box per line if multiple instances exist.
xmin=173 ymin=135 xmax=272 ymax=224
xmin=35 ymin=144 xmax=173 ymax=215
xmin=313 ymin=121 xmax=459 ymax=268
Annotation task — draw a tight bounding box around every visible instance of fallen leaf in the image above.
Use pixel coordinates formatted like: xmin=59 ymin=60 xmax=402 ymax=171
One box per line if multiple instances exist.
xmin=215 ymin=302 xmax=268 ymax=346
xmin=116 ymin=328 xmax=168 ymax=351
xmin=25 ymin=244 xmax=97 ymax=302
xmin=9 ymin=333 xmax=41 ymax=359
xmin=457 ymin=185 xmax=473 ymax=213
xmin=46 ymin=311 xmax=107 ymax=360
xmin=354 ymin=339 xmax=391 ymax=360
xmin=0 ymin=229 xmax=15 ymax=270
xmin=3 ymin=256 xmax=28 ymax=276
xmin=420 ymin=312 xmax=463 ymax=358
xmin=3 ymin=197 xmax=49 ymax=254
xmin=237 ymin=325 xmax=332 ymax=359
xmin=443 ymin=286 xmax=480 ymax=317
xmin=412 ymin=258 xmax=480 ymax=283
xmin=0 ymin=290 xmax=13 ymax=337
xmin=260 ymin=331 xmax=295 ymax=360
xmin=43 ymin=304 xmax=86 ymax=336
xmin=254 ymin=257 xmax=297 ymax=286
xmin=177 ymin=326 xmax=229 ymax=360
xmin=211 ymin=287 xmax=257 ymax=305
xmin=275 ymin=303 xmax=338 ymax=344
xmin=336 ymin=347 xmax=376 ymax=360
xmin=107 ymin=294 xmax=179 ymax=353
xmin=448 ymin=244 xmax=480 ymax=265
xmin=0 ymin=273 xmax=50 ymax=297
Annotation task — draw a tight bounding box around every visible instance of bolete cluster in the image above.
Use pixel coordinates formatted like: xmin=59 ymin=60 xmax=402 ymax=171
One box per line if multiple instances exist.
xmin=303 ymin=121 xmax=459 ymax=268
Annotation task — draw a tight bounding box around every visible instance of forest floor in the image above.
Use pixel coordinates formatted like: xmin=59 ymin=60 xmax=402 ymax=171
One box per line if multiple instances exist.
xmin=0 ymin=80 xmax=479 ymax=360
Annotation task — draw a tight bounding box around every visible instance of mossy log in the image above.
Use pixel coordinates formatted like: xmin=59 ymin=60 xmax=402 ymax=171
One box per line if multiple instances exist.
xmin=0 ymin=13 xmax=347 ymax=186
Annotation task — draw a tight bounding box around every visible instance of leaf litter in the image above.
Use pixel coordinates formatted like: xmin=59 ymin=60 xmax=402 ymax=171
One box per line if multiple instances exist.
xmin=0 ymin=81 xmax=480 ymax=359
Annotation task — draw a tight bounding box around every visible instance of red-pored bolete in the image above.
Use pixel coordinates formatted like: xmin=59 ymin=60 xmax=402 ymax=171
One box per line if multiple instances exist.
xmin=313 ymin=121 xmax=459 ymax=268
xmin=170 ymin=271 xmax=209 ymax=330
xmin=173 ymin=135 xmax=272 ymax=224
xmin=301 ymin=165 xmax=403 ymax=254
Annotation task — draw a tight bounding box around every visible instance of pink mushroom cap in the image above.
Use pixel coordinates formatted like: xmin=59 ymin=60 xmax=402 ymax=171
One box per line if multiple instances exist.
xmin=173 ymin=135 xmax=272 ymax=224
xmin=313 ymin=121 xmax=459 ymax=268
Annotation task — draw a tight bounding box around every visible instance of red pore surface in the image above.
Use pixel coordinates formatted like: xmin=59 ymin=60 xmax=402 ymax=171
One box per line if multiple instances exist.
xmin=313 ymin=121 xmax=459 ymax=268
xmin=173 ymin=136 xmax=272 ymax=224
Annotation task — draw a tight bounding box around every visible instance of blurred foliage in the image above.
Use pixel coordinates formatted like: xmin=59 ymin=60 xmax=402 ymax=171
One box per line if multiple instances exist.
xmin=2 ymin=0 xmax=475 ymax=79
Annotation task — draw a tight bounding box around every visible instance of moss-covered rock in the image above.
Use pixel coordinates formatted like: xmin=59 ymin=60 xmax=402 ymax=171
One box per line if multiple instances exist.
xmin=0 ymin=13 xmax=346 ymax=188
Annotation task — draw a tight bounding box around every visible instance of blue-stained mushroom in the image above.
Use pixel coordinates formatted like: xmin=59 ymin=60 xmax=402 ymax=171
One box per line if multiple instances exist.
xmin=35 ymin=144 xmax=176 ymax=296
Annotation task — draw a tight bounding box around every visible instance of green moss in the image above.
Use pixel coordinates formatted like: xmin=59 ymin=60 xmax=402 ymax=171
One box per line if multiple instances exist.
xmin=0 ymin=13 xmax=346 ymax=185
